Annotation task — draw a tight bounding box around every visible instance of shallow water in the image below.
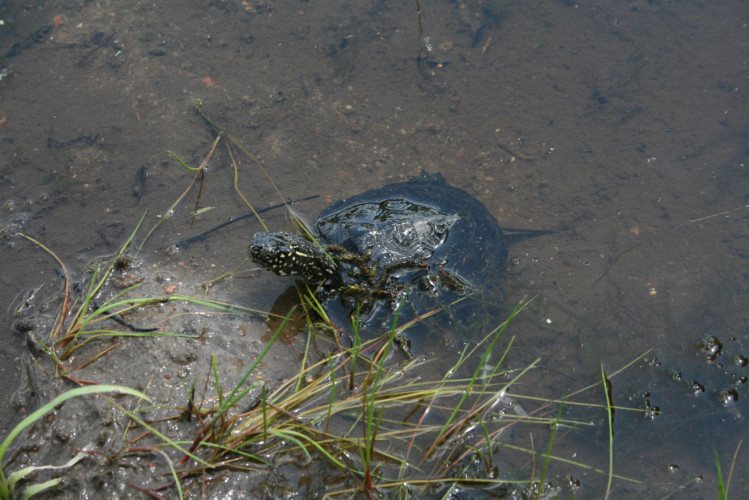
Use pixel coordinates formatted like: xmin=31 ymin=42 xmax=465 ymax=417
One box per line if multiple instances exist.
xmin=1 ymin=0 xmax=747 ymax=497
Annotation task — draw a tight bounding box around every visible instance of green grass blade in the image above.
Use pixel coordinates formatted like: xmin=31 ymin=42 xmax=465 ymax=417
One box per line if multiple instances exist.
xmin=601 ymin=364 xmax=614 ymax=500
xmin=326 ymin=355 xmax=337 ymax=434
xmin=724 ymin=438 xmax=742 ymax=498
xmin=437 ymin=300 xmax=527 ymax=438
xmin=19 ymin=477 xmax=64 ymax=500
xmin=7 ymin=446 xmax=90 ymax=496
xmin=271 ymin=429 xmax=348 ymax=470
xmin=217 ymin=307 xmax=292 ymax=419
xmin=212 ymin=354 xmax=223 ymax=407
xmin=536 ymin=399 xmax=565 ymax=499
xmin=169 ymin=151 xmax=203 ymax=172
xmin=714 ymin=449 xmax=726 ymax=500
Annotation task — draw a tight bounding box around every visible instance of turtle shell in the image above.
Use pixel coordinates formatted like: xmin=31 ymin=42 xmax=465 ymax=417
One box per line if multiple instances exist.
xmin=313 ymin=172 xmax=507 ymax=330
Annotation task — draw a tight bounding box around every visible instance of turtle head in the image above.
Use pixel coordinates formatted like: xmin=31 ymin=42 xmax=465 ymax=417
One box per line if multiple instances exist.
xmin=249 ymin=231 xmax=336 ymax=283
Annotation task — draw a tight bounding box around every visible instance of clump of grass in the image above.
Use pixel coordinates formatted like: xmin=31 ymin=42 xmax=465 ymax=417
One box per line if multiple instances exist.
xmin=117 ymin=294 xmax=645 ymax=498
xmin=166 ymin=302 xmax=534 ymax=496
xmin=16 ymin=214 xmax=260 ymax=378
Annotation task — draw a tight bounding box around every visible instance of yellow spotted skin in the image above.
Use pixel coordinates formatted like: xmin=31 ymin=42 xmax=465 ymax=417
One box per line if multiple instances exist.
xmin=249 ymin=231 xmax=336 ymax=283
xmin=246 ymin=172 xmax=550 ymax=336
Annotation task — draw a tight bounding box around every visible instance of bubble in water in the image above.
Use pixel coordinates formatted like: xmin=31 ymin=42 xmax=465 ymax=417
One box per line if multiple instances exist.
xmin=422 ymin=36 xmax=432 ymax=52
xmin=717 ymin=388 xmax=739 ymax=406
xmin=697 ymin=336 xmax=723 ymax=363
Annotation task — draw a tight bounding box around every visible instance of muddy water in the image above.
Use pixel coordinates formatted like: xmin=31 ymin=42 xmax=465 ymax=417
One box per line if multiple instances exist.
xmin=0 ymin=0 xmax=747 ymax=497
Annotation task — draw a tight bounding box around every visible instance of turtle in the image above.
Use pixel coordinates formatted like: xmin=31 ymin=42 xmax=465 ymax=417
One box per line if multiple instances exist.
xmin=249 ymin=171 xmax=548 ymax=333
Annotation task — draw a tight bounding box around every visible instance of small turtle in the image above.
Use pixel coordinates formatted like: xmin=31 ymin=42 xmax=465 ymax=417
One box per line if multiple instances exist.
xmin=250 ymin=172 xmax=548 ymax=331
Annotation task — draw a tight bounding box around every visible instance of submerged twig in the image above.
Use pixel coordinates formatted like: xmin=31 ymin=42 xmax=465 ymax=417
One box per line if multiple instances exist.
xmin=137 ymin=133 xmax=222 ymax=255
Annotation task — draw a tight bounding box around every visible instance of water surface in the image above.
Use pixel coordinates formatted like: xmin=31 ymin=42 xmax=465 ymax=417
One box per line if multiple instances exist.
xmin=0 ymin=1 xmax=746 ymax=497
